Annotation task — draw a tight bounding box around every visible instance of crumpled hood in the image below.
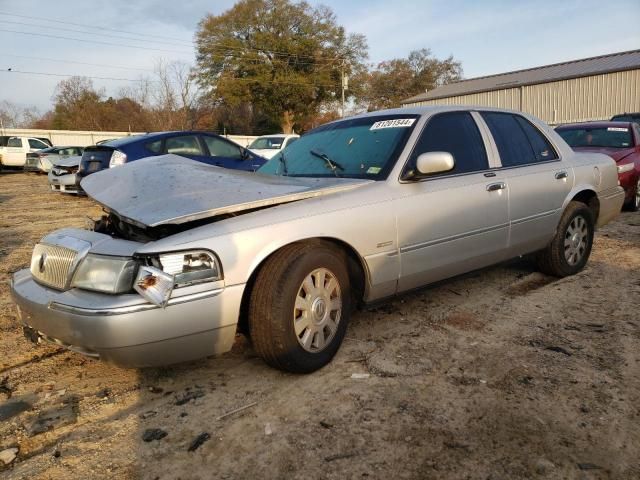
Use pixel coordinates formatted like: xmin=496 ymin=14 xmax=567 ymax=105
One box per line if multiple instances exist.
xmin=52 ymin=155 xmax=81 ymax=168
xmin=81 ymin=154 xmax=372 ymax=228
xmin=572 ymin=146 xmax=635 ymax=162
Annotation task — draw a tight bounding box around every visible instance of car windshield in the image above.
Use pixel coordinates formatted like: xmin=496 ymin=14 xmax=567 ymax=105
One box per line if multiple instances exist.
xmin=557 ymin=127 xmax=633 ymax=148
xmin=258 ymin=114 xmax=419 ymax=179
xmin=249 ymin=137 xmax=286 ymax=150
xmin=611 ymin=114 xmax=640 ymax=122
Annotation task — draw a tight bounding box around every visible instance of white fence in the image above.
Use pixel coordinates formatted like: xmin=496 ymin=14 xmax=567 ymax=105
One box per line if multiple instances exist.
xmin=1 ymin=128 xmax=258 ymax=148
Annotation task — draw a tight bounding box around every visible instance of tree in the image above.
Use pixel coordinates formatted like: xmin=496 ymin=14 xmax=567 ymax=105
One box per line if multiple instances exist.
xmin=50 ymin=76 xmax=104 ymax=130
xmin=358 ymin=49 xmax=462 ymax=111
xmin=0 ymin=100 xmax=40 ymax=128
xmin=195 ymin=0 xmax=367 ymax=133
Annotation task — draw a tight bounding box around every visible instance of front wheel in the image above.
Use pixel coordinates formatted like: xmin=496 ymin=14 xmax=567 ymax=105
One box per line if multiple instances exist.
xmin=625 ymin=178 xmax=640 ymax=212
xmin=536 ymin=201 xmax=595 ymax=277
xmin=248 ymin=242 xmax=351 ymax=373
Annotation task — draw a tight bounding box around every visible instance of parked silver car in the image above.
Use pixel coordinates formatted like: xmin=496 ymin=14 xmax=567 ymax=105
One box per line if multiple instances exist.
xmin=11 ymin=107 xmax=624 ymax=372
xmin=25 ymin=146 xmax=84 ymax=173
xmin=48 ymin=156 xmax=83 ymax=194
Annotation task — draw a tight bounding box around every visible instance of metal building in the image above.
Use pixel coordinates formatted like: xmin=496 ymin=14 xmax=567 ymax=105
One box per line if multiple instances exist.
xmin=401 ymin=49 xmax=640 ymax=125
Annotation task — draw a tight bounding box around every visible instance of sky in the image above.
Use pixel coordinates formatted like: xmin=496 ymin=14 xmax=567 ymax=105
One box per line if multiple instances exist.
xmin=1 ymin=0 xmax=639 ymax=113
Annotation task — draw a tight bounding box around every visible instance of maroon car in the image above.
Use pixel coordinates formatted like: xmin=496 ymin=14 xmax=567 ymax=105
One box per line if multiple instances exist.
xmin=556 ymin=121 xmax=640 ymax=211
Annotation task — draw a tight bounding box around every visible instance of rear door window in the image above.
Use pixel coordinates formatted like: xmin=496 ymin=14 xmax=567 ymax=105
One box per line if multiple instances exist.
xmin=408 ymin=111 xmax=489 ymax=175
xmin=202 ymin=135 xmax=242 ymax=159
xmin=145 ymin=140 xmax=162 ymax=154
xmin=7 ymin=138 xmax=22 ymax=147
xmin=165 ymin=135 xmax=203 ymax=156
xmin=481 ymin=112 xmax=557 ymax=167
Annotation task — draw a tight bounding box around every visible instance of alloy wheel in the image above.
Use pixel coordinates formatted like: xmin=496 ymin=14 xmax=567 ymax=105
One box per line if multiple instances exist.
xmin=293 ymin=267 xmax=342 ymax=352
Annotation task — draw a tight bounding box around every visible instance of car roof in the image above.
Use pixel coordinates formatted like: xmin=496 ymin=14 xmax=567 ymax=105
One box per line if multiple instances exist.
xmin=101 ymin=131 xmax=221 ymax=148
xmin=555 ymin=121 xmax=634 ymax=129
xmin=255 ymin=134 xmax=298 ymax=138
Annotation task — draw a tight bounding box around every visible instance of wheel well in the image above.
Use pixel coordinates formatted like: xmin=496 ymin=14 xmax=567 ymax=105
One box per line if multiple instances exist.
xmin=571 ymin=190 xmax=599 ymax=221
xmin=236 ymin=238 xmax=368 ymax=336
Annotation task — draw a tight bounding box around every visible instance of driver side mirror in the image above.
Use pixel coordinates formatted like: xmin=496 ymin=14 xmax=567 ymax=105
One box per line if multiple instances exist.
xmin=416 ymin=151 xmax=455 ymax=175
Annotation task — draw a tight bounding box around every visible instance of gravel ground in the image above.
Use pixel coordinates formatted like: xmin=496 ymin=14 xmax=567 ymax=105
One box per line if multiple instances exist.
xmin=1 ymin=171 xmax=639 ymax=480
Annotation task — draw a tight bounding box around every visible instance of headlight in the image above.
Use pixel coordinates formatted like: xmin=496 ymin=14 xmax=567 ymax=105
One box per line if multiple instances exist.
xmin=159 ymin=250 xmax=222 ymax=287
xmin=71 ymin=254 xmax=138 ymax=293
xmin=109 ymin=150 xmax=127 ymax=168
xmin=617 ymin=163 xmax=634 ymax=174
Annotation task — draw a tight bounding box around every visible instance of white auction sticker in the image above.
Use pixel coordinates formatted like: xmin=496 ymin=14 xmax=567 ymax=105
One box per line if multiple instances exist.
xmin=607 ymin=127 xmax=628 ymax=132
xmin=370 ymin=118 xmax=416 ymax=130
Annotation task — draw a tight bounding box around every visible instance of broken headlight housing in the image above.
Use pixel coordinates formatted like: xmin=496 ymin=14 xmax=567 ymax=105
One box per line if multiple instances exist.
xmin=158 ymin=250 xmax=222 ymax=287
xmin=71 ymin=254 xmax=138 ymax=294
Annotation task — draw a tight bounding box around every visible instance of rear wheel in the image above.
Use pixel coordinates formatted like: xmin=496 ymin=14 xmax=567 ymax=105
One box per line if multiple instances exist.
xmin=536 ymin=201 xmax=594 ymax=277
xmin=248 ymin=241 xmax=351 ymax=373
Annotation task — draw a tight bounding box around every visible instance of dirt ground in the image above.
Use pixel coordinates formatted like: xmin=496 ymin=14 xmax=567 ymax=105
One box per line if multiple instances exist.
xmin=0 ymin=171 xmax=639 ymax=480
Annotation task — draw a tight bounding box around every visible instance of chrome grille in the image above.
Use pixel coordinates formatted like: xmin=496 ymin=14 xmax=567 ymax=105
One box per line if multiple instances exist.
xmin=30 ymin=243 xmax=78 ymax=290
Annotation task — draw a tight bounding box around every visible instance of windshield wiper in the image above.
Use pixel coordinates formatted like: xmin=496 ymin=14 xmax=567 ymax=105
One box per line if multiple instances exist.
xmin=310 ymin=149 xmax=344 ymax=175
xmin=278 ymin=152 xmax=289 ymax=176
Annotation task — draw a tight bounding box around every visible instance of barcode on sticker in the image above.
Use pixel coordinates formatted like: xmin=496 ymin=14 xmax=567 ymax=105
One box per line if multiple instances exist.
xmin=607 ymin=127 xmax=628 ymax=132
xmin=370 ymin=118 xmax=415 ymax=130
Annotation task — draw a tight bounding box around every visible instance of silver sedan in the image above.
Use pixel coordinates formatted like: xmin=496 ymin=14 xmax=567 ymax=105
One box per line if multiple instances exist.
xmin=11 ymin=106 xmax=625 ymax=372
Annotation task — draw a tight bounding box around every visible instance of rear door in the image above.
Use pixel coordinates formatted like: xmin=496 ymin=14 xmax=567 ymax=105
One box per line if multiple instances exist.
xmin=395 ymin=111 xmax=510 ymax=292
xmin=480 ymin=112 xmax=572 ymax=254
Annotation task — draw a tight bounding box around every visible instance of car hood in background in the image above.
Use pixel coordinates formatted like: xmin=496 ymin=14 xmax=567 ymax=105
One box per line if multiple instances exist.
xmin=81 ymin=154 xmax=372 ymax=228
xmin=52 ymin=156 xmax=82 ymax=168
xmin=572 ymin=146 xmax=636 ymax=162
xmin=249 ymin=148 xmax=279 ymax=159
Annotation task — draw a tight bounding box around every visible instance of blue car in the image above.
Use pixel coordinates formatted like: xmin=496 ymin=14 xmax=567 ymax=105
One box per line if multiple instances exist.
xmin=78 ymin=131 xmax=266 ymax=177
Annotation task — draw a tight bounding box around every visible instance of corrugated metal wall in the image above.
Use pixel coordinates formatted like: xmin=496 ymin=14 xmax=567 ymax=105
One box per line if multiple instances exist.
xmin=0 ymin=128 xmax=257 ymax=147
xmin=405 ymin=69 xmax=640 ymax=125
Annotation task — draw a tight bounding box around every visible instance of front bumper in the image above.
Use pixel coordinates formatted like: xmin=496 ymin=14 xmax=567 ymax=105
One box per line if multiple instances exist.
xmin=597 ymin=185 xmax=625 ymax=228
xmin=48 ymin=172 xmax=82 ymax=194
xmin=11 ymin=269 xmax=244 ymax=367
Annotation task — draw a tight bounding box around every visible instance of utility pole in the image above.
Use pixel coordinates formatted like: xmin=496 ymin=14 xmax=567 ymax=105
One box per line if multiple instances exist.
xmin=341 ymin=60 xmax=348 ymax=118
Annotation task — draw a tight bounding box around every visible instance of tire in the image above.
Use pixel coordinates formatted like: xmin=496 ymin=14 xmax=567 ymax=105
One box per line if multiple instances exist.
xmin=536 ymin=201 xmax=594 ymax=277
xmin=624 ymin=178 xmax=640 ymax=212
xmin=248 ymin=241 xmax=351 ymax=373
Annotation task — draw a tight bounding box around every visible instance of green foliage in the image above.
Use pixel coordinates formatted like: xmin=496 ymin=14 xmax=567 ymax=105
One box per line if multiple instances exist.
xmin=358 ymin=49 xmax=463 ymax=111
xmin=195 ymin=0 xmax=368 ymax=133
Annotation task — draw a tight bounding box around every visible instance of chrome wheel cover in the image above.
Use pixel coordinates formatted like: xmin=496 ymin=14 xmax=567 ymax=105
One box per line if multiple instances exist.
xmin=293 ymin=267 xmax=342 ymax=352
xmin=564 ymin=215 xmax=588 ymax=266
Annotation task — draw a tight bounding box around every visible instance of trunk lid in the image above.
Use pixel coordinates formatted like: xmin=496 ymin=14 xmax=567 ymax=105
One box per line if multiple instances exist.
xmin=79 ymin=146 xmax=115 ymax=175
xmin=81 ymin=154 xmax=371 ymax=228
xmin=572 ymin=146 xmax=635 ymax=162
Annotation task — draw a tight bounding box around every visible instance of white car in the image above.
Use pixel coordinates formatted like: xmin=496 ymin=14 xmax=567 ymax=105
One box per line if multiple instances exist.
xmin=0 ymin=136 xmax=51 ymax=168
xmin=248 ymin=134 xmax=299 ymax=159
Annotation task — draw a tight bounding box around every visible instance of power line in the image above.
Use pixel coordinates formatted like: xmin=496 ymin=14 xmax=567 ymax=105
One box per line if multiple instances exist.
xmin=2 ymin=69 xmax=157 ymax=83
xmin=0 ymin=11 xmax=193 ymax=44
xmin=4 ymin=53 xmax=155 ymax=72
xmin=0 ymin=29 xmax=193 ymax=54
xmin=0 ymin=19 xmax=194 ymax=48
xmin=0 ymin=11 xmax=344 ymax=63
xmin=2 ymin=69 xmax=340 ymax=88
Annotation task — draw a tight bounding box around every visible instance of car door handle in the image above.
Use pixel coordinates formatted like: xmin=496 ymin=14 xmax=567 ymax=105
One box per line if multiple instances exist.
xmin=555 ymin=171 xmax=568 ymax=179
xmin=486 ymin=182 xmax=506 ymax=192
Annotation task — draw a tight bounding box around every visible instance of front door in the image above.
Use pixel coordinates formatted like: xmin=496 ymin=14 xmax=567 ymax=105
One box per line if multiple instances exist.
xmin=395 ymin=111 xmax=510 ymax=292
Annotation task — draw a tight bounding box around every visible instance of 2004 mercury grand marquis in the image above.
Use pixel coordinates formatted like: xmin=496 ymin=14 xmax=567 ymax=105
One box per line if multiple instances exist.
xmin=11 ymin=107 xmax=625 ymax=373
